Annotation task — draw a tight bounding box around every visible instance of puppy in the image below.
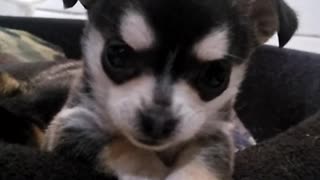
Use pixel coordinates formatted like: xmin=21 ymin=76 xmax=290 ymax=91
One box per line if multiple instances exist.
xmin=44 ymin=0 xmax=298 ymax=180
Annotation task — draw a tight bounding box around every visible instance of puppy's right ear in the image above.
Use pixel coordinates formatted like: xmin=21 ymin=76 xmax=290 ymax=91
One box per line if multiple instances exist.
xmin=63 ymin=0 xmax=95 ymax=9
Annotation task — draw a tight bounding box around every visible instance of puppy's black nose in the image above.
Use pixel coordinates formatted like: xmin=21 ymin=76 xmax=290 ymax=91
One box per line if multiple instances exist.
xmin=138 ymin=107 xmax=177 ymax=142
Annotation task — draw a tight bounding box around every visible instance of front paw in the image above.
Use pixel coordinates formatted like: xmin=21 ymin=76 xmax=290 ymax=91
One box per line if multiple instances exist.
xmin=166 ymin=164 xmax=222 ymax=180
xmin=99 ymin=139 xmax=169 ymax=180
xmin=117 ymin=174 xmax=162 ymax=180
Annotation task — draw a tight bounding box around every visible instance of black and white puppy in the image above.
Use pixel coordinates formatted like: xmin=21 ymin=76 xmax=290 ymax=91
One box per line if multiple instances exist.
xmin=44 ymin=0 xmax=297 ymax=180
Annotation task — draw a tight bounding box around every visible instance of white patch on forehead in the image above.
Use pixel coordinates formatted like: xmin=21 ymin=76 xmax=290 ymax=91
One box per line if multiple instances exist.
xmin=193 ymin=26 xmax=229 ymax=61
xmin=120 ymin=9 xmax=155 ymax=51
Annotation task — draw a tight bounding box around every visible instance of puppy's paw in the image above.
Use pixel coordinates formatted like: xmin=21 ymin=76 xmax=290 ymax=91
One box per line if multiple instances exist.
xmin=166 ymin=162 xmax=222 ymax=180
xmin=99 ymin=139 xmax=169 ymax=180
xmin=166 ymin=172 xmax=221 ymax=180
xmin=118 ymin=174 xmax=162 ymax=180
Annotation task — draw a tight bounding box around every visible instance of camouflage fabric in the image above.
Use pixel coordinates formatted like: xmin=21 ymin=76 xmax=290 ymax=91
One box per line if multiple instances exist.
xmin=0 ymin=27 xmax=65 ymax=64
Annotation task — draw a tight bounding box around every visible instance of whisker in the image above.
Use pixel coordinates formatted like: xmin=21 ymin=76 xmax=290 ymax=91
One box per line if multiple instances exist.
xmin=225 ymin=54 xmax=245 ymax=61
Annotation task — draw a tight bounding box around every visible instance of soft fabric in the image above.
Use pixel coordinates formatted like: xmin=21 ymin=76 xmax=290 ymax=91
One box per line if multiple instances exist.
xmin=0 ymin=25 xmax=79 ymax=147
xmin=0 ymin=60 xmax=81 ymax=147
xmin=0 ymin=17 xmax=84 ymax=59
xmin=236 ymin=46 xmax=320 ymax=142
xmin=0 ymin=27 xmax=65 ymax=64
xmin=0 ymin=143 xmax=115 ymax=180
xmin=234 ymin=111 xmax=320 ymax=180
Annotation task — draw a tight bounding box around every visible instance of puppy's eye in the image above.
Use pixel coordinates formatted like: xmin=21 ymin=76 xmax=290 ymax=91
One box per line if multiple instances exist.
xmin=105 ymin=40 xmax=133 ymax=69
xmin=195 ymin=61 xmax=231 ymax=101
xmin=203 ymin=63 xmax=228 ymax=89
xmin=101 ymin=39 xmax=140 ymax=84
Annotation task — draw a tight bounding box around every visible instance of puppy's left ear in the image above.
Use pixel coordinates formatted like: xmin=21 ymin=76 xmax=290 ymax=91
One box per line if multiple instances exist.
xmin=63 ymin=0 xmax=95 ymax=9
xmin=63 ymin=0 xmax=77 ymax=8
xmin=238 ymin=0 xmax=298 ymax=47
xmin=276 ymin=0 xmax=298 ymax=47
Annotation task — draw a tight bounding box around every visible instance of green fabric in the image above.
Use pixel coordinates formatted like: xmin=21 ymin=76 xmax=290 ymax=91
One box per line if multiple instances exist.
xmin=0 ymin=27 xmax=65 ymax=63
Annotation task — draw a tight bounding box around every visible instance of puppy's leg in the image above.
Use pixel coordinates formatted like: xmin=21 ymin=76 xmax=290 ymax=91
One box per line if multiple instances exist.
xmin=44 ymin=106 xmax=168 ymax=180
xmin=43 ymin=106 xmax=111 ymax=166
xmin=166 ymin=132 xmax=234 ymax=180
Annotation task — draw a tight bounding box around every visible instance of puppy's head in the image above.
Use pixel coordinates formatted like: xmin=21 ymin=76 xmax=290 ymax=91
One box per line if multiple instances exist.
xmin=65 ymin=0 xmax=297 ymax=151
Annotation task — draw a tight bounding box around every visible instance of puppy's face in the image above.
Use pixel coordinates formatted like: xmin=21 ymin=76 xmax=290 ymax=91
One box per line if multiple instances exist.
xmin=69 ymin=0 xmax=297 ymax=150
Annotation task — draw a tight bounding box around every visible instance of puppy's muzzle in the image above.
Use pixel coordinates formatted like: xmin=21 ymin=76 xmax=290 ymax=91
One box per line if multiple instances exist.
xmin=137 ymin=106 xmax=178 ymax=145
